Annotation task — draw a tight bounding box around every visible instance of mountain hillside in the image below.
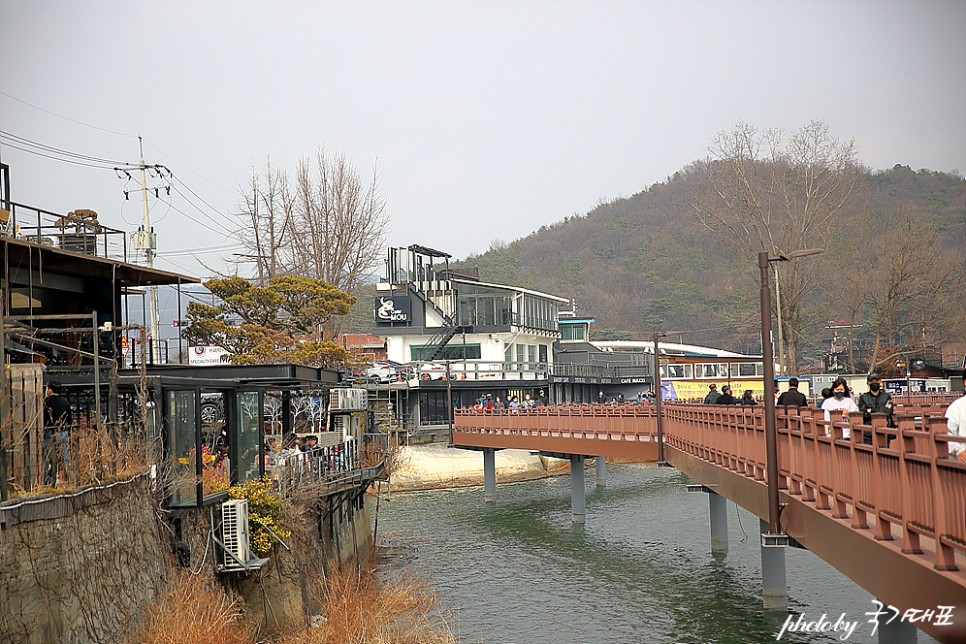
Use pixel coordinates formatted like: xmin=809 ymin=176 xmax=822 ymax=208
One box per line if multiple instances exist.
xmin=452 ymin=164 xmax=966 ymax=367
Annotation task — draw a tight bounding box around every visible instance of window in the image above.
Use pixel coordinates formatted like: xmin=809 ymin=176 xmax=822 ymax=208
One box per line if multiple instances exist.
xmin=730 ymin=362 xmax=765 ymax=377
xmin=411 ymin=344 xmax=482 ymax=360
xmin=236 ymin=391 xmax=261 ymax=484
xmin=697 ymin=363 xmax=730 ymax=379
xmin=660 ymin=364 xmax=692 ymax=379
xmin=166 ymin=389 xmax=197 ymax=506
xmin=418 ymin=391 xmax=450 ymax=425
xmin=561 ymin=325 xmax=586 ymax=341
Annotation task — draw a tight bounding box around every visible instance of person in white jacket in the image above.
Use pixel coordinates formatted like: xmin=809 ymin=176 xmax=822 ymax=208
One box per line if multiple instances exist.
xmin=821 ymin=377 xmax=859 ymax=438
xmin=945 ymin=394 xmax=966 ymax=461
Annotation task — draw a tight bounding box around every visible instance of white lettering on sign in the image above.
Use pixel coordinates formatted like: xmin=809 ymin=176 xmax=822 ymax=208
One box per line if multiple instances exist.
xmin=377 ymin=297 xmax=408 ymax=322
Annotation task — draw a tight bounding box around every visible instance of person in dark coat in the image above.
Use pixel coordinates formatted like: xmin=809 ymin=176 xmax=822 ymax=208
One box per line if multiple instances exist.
xmin=703 ymin=384 xmax=721 ymax=404
xmin=777 ymin=377 xmax=808 ymax=408
xmin=739 ymin=390 xmax=757 ymax=405
xmin=716 ymin=385 xmax=738 ymax=405
xmin=43 ymin=381 xmax=73 ymax=484
xmin=858 ymin=373 xmax=894 ymax=444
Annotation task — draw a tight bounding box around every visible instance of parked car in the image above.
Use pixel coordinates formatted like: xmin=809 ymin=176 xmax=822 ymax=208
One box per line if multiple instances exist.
xmin=365 ymin=361 xmax=403 ymax=383
xmin=418 ymin=363 xmax=447 ymax=380
xmin=200 ymin=392 xmax=224 ymax=424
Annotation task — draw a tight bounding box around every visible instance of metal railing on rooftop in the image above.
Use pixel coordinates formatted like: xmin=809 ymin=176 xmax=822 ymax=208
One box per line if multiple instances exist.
xmin=0 ymin=202 xmax=129 ymax=262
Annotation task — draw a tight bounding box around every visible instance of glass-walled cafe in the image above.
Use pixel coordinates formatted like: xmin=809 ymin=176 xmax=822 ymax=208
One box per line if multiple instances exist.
xmin=129 ymin=364 xmax=341 ymax=508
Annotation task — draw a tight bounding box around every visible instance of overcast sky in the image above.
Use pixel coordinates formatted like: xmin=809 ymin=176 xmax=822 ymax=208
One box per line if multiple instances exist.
xmin=2 ymin=0 xmax=964 ymax=282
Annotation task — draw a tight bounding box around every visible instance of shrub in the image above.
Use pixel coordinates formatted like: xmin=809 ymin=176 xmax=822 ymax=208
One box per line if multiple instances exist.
xmin=227 ymin=478 xmax=291 ymax=555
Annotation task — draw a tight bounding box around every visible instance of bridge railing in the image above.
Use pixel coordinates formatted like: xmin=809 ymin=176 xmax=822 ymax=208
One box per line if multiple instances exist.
xmin=663 ymin=404 xmax=966 ymax=571
xmin=454 ymin=404 xmax=658 ymax=440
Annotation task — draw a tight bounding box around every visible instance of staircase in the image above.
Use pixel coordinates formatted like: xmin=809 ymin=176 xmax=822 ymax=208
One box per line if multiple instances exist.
xmin=423 ymin=317 xmax=462 ymax=361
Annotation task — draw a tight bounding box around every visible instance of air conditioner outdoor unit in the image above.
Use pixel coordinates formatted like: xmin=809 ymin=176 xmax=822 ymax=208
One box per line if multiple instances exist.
xmin=221 ymin=499 xmax=253 ymax=570
xmin=331 ymin=414 xmax=348 ymax=440
xmin=330 ymin=388 xmax=367 ymax=412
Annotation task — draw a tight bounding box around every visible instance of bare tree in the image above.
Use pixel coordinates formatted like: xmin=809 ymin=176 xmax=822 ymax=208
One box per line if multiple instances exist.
xmin=863 ymin=204 xmax=955 ymax=372
xmin=234 ymin=149 xmax=389 ymax=334
xmin=234 ymin=159 xmax=292 ymax=284
xmin=692 ymin=120 xmax=860 ymax=373
xmin=290 ymin=149 xmax=388 ymax=290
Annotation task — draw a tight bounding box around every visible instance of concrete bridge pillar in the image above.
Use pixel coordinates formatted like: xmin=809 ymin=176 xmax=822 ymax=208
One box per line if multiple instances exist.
xmin=709 ymin=491 xmax=728 ymax=554
xmin=876 ymin=602 xmax=918 ymax=643
xmin=570 ymin=455 xmax=586 ymax=524
xmin=595 ymin=456 xmax=606 ymax=489
xmin=483 ymin=448 xmax=496 ymax=506
xmin=759 ymin=519 xmax=787 ymax=610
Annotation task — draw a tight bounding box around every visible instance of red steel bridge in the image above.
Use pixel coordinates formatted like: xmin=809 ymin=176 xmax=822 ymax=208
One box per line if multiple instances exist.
xmin=451 ymin=401 xmax=966 ymax=643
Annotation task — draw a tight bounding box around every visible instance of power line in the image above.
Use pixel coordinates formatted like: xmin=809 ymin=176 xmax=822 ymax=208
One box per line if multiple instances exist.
xmin=0 ymin=91 xmax=136 ymax=138
xmin=169 ymin=184 xmax=237 ymax=237
xmin=159 ymin=243 xmax=245 ymax=258
xmin=145 ymin=141 xmax=236 ymax=195
xmin=164 ymin=199 xmax=240 ymax=240
xmin=0 ymin=130 xmax=133 ymax=166
xmin=0 ymin=141 xmax=118 ymax=170
xmin=174 ymin=180 xmax=237 ymax=228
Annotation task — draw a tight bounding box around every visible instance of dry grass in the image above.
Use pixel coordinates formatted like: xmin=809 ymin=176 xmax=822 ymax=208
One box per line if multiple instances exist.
xmin=282 ymin=553 xmax=456 ymax=644
xmin=358 ymin=440 xmax=396 ymax=479
xmin=3 ymin=423 xmax=151 ymax=499
xmin=136 ymin=572 xmax=257 ymax=644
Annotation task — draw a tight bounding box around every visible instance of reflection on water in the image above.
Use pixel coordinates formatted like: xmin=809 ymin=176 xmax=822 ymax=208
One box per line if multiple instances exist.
xmin=376 ymin=463 xmax=938 ymax=644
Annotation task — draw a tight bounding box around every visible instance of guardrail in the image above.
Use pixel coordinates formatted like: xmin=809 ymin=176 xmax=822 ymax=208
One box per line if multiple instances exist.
xmin=453 ymin=401 xmax=965 ymax=570
xmin=663 ymin=404 xmax=966 ymax=571
xmin=1 ymin=202 xmax=130 ymax=262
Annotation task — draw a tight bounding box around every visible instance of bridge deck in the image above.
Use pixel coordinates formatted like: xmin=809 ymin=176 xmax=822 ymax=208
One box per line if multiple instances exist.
xmin=452 ymin=403 xmax=966 ymax=643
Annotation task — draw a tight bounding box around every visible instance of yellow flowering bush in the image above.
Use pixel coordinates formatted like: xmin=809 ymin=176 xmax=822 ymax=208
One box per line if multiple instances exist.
xmin=227 ymin=478 xmax=291 ymax=555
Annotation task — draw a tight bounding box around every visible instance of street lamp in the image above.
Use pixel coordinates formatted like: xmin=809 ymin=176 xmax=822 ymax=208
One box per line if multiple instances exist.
xmin=652 ymin=332 xmax=667 ymax=466
xmin=760 ymin=248 xmax=823 ymax=539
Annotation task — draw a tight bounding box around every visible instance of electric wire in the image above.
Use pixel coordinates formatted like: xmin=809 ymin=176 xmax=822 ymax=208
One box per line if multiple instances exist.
xmin=0 ymin=141 xmax=119 ymax=170
xmin=163 ymin=199 xmax=239 ymax=239
xmin=169 ymin=184 xmax=237 ymax=237
xmin=146 ymin=141 xmax=236 ymax=195
xmin=0 ymin=91 xmax=137 ymax=138
xmin=0 ymin=130 xmax=134 ymax=166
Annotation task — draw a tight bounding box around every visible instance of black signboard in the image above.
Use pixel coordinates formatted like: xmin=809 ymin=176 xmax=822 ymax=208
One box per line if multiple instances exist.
xmin=374 ymin=295 xmax=411 ymax=325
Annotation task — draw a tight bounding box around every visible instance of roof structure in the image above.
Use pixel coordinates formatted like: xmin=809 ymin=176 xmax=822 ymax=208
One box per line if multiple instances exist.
xmin=1 ymin=236 xmax=198 ymax=287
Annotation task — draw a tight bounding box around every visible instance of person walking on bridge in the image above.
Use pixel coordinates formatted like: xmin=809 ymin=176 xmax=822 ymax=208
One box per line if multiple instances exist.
xmin=858 ymin=373 xmax=894 ymax=444
xmin=945 ymin=393 xmax=966 ymax=462
xmin=821 ymin=377 xmax=859 ymax=438
xmin=703 ymin=384 xmax=721 ymax=404
xmin=715 ymin=385 xmax=738 ymax=405
xmin=777 ymin=377 xmax=807 ymax=408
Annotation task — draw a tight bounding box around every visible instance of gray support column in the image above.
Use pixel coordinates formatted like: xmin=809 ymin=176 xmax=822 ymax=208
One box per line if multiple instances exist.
xmin=483 ymin=448 xmax=496 ymax=506
xmin=595 ymin=456 xmax=606 ymax=489
xmin=571 ymin=455 xmax=586 ymax=524
xmin=759 ymin=519 xmax=787 ymax=610
xmin=709 ymin=491 xmax=728 ymax=554
xmin=877 ymin=604 xmax=918 ymax=644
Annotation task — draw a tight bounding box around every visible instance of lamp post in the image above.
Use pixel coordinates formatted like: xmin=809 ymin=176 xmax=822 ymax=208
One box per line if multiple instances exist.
xmin=759 ymin=248 xmax=823 ymax=537
xmin=652 ymin=332 xmax=667 ymax=465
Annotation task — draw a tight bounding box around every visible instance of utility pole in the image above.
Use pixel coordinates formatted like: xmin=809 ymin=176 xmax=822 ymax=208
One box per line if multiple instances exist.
xmin=122 ymin=136 xmax=170 ymax=364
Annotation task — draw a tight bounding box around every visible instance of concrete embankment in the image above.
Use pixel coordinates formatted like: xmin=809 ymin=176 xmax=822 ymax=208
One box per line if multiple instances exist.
xmin=389 ymin=444 xmax=568 ymax=491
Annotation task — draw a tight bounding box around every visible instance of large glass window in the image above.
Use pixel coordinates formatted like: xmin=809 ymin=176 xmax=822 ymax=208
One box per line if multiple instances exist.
xmin=456 ymin=284 xmax=513 ymax=328
xmin=411 ymin=344 xmax=482 ymax=360
xmin=166 ymin=389 xmax=197 ymax=506
xmin=236 ymin=391 xmax=262 ymax=484
xmin=418 ymin=391 xmax=450 ymax=425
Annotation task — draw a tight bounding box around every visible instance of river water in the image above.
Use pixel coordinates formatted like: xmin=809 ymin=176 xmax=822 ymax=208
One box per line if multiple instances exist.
xmin=375 ymin=463 xmax=940 ymax=644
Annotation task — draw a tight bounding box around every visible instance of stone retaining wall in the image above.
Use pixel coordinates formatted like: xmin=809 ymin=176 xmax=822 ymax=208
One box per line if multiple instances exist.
xmin=0 ymin=474 xmax=172 ymax=644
